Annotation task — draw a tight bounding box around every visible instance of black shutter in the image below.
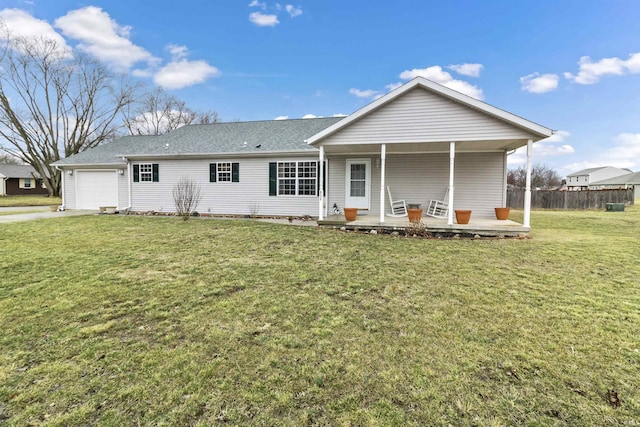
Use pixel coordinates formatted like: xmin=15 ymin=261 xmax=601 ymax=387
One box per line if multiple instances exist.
xmin=133 ymin=164 xmax=139 ymax=182
xmin=269 ymin=162 xmax=277 ymax=196
xmin=152 ymin=164 xmax=159 ymax=182
xmin=209 ymin=163 xmax=217 ymax=182
xmin=232 ymin=163 xmax=239 ymax=182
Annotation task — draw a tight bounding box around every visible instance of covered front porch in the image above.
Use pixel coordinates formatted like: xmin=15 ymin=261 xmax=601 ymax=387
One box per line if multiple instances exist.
xmin=318 ymin=212 xmax=530 ymax=238
xmin=306 ymin=77 xmax=554 ymax=232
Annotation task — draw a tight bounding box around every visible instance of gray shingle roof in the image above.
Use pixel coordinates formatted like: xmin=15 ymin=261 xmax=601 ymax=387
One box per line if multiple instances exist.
xmin=0 ymin=164 xmax=41 ymax=178
xmin=590 ymin=171 xmax=640 ymax=185
xmin=566 ymin=167 xmax=609 ymax=177
xmin=53 ymin=117 xmax=343 ymax=166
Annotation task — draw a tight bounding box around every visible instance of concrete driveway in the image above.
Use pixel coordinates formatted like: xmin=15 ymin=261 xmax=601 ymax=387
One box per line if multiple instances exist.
xmin=0 ymin=208 xmax=98 ymax=223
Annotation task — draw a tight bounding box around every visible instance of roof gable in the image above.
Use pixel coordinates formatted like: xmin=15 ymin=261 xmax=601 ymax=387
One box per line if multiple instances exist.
xmin=307 ymin=77 xmax=554 ymax=146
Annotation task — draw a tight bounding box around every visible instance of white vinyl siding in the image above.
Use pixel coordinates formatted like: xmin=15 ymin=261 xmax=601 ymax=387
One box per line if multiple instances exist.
xmin=62 ymin=168 xmax=128 ymax=210
xmin=131 ymin=157 xmax=319 ymax=216
xmin=326 ymin=152 xmax=504 ymax=219
xmin=320 ymin=87 xmax=533 ymax=146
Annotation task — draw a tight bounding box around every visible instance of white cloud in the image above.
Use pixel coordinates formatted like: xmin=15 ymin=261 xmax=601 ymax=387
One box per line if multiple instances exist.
xmin=0 ymin=8 xmax=71 ymax=55
xmin=249 ymin=12 xmax=279 ymax=26
xmin=151 ymin=45 xmax=220 ymax=89
xmin=302 ymin=114 xmax=321 ymax=119
xmin=249 ymin=0 xmax=267 ymax=9
xmin=131 ymin=68 xmax=153 ymax=78
xmin=507 ymin=130 xmax=574 ymax=166
xmin=54 ymin=6 xmax=154 ymax=71
xmin=448 ymin=63 xmax=483 ymax=77
xmin=520 ymin=72 xmax=559 ymax=93
xmin=398 ymin=66 xmax=483 ymax=99
xmin=349 ymin=88 xmax=380 ymax=99
xmin=166 ymin=44 xmax=189 ymax=60
xmin=558 ymin=132 xmax=640 ymax=173
xmin=564 ymin=52 xmax=640 ymax=84
xmin=274 ymin=115 xmax=288 ymax=120
xmin=332 ymin=113 xmax=347 ymax=117
xmin=385 ymin=82 xmax=403 ymax=91
xmin=154 ymin=58 xmax=220 ymax=90
xmin=603 ymin=132 xmax=640 ymax=169
xmin=544 ymin=130 xmax=571 ymax=143
xmin=285 ymin=5 xmax=302 ymax=17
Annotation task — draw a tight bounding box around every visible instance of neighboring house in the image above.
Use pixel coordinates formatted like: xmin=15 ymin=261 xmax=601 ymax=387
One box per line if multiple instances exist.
xmin=0 ymin=164 xmax=48 ymax=196
xmin=565 ymin=166 xmax=631 ymax=191
xmin=590 ymin=171 xmax=640 ymax=200
xmin=53 ymin=77 xmax=553 ymax=226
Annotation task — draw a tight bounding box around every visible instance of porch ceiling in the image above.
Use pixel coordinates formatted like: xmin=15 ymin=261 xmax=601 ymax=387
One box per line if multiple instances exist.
xmin=321 ymin=138 xmax=529 ymax=155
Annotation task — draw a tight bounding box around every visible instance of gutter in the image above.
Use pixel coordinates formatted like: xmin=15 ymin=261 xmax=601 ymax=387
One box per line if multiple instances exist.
xmin=115 ymin=150 xmax=319 ymax=160
xmin=54 ymin=165 xmax=65 ymax=210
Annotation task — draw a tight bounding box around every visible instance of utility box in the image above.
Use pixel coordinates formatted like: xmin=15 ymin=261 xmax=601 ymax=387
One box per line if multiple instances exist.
xmin=605 ymin=203 xmax=625 ymax=212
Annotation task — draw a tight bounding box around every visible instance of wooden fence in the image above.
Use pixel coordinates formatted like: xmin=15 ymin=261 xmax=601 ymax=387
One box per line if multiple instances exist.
xmin=507 ymin=188 xmax=635 ymax=210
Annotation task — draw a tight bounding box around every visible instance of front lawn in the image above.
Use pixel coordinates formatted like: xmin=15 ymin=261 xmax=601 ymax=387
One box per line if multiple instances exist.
xmin=0 ymin=195 xmax=61 ymax=207
xmin=0 ymin=208 xmax=638 ymax=425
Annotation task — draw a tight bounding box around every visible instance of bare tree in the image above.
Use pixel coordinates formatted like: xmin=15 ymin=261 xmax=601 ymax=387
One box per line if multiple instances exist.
xmin=0 ymin=35 xmax=136 ymax=196
xmin=0 ymin=153 xmax=23 ymax=164
xmin=172 ymin=177 xmax=202 ymax=221
xmin=124 ymin=87 xmax=219 ymax=135
xmin=508 ymin=164 xmax=562 ymax=189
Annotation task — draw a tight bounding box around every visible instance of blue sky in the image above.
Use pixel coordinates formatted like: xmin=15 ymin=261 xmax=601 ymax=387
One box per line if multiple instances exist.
xmin=1 ymin=0 xmax=639 ymax=175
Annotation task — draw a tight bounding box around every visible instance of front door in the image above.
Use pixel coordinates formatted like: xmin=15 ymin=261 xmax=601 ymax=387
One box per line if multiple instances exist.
xmin=345 ymin=159 xmax=371 ymax=209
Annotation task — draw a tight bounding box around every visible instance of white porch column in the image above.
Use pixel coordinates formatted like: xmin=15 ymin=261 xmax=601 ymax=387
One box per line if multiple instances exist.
xmin=447 ymin=141 xmax=455 ymax=225
xmin=524 ymin=139 xmax=533 ymax=227
xmin=318 ymin=145 xmax=325 ymax=220
xmin=379 ymin=143 xmax=386 ymax=223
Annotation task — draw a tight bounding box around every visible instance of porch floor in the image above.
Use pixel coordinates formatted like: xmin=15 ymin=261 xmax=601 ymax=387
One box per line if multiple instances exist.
xmin=317 ymin=214 xmax=530 ymax=237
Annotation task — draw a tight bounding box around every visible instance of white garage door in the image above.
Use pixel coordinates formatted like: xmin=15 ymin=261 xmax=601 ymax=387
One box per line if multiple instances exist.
xmin=76 ymin=170 xmax=118 ymax=209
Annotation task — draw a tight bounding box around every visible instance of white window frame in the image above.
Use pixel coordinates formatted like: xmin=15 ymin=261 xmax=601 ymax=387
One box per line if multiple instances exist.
xmin=20 ymin=178 xmax=32 ymax=189
xmin=277 ymin=161 xmax=317 ymax=196
xmin=139 ymin=163 xmax=153 ymax=182
xmin=217 ymin=162 xmax=232 ymax=182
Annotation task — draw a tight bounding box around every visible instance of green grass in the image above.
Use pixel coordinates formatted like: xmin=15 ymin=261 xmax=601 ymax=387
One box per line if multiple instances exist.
xmin=1 ymin=207 xmax=639 ymax=426
xmin=0 ymin=195 xmax=61 ymax=207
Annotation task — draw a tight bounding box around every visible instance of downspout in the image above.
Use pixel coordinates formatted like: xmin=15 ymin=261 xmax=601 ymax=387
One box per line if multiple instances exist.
xmin=318 ymin=147 xmax=324 ymax=220
xmin=379 ymin=144 xmax=386 ymax=223
xmin=55 ymin=166 xmax=65 ymax=210
xmin=124 ymin=157 xmax=132 ymax=211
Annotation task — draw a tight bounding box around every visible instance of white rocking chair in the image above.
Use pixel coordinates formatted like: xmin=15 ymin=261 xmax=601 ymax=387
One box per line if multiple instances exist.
xmin=386 ymin=186 xmax=408 ymax=217
xmin=426 ymin=187 xmax=449 ymax=219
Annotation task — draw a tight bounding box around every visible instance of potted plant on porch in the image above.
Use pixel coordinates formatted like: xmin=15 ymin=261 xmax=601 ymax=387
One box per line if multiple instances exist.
xmin=343 ymin=207 xmax=358 ymax=221
xmin=494 ymin=207 xmax=510 ymax=220
xmin=454 ymin=209 xmax=472 ymax=224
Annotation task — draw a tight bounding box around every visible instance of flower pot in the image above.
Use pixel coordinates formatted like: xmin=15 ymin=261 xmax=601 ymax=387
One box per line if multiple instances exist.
xmin=494 ymin=207 xmax=510 ymax=220
xmin=455 ymin=209 xmax=472 ymax=224
xmin=344 ymin=207 xmax=358 ymax=222
xmin=408 ymin=208 xmax=423 ymax=223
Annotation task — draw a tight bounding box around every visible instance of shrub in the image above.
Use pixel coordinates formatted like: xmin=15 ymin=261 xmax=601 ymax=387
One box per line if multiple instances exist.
xmin=172 ymin=177 xmax=202 ymax=221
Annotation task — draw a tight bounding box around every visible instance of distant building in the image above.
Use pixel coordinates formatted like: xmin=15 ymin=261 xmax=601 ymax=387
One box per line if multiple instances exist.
xmin=590 ymin=171 xmax=640 ymax=200
xmin=565 ymin=166 xmax=631 ymax=191
xmin=0 ymin=164 xmax=48 ymax=196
